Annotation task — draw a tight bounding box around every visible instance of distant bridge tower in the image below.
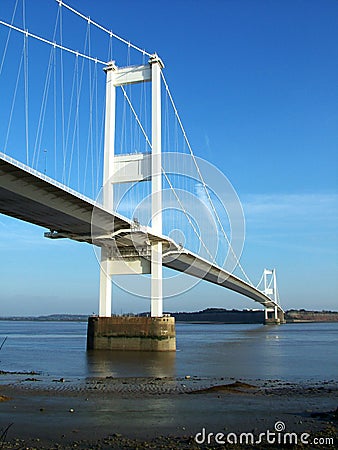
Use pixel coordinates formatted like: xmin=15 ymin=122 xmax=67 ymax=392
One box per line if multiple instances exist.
xmin=99 ymin=55 xmax=164 ymax=319
xmin=263 ymin=269 xmax=277 ymax=303
xmin=263 ymin=269 xmax=285 ymax=324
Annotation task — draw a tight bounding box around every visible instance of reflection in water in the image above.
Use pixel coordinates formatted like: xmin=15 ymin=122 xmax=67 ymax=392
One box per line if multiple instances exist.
xmin=86 ymin=350 xmax=176 ymax=378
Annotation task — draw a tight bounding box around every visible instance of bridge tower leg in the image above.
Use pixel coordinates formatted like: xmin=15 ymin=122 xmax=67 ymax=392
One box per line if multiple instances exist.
xmin=99 ymin=61 xmax=117 ymax=317
xmin=150 ymin=55 xmax=163 ymax=318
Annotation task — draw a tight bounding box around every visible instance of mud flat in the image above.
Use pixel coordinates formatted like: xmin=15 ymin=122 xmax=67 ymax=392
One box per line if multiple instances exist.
xmin=0 ymin=374 xmax=337 ymax=449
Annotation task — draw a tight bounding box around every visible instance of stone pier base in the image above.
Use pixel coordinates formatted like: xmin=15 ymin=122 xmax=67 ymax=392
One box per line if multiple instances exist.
xmin=87 ymin=316 xmax=176 ymax=351
xmin=264 ymin=309 xmax=286 ymax=325
xmin=265 ymin=317 xmax=282 ymax=325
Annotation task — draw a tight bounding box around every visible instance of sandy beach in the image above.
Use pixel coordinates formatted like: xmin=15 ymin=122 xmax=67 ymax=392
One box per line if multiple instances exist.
xmin=0 ymin=373 xmax=337 ymax=449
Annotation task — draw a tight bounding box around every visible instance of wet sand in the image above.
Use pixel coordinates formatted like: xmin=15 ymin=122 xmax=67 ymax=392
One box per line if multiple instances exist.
xmin=0 ymin=375 xmax=337 ymax=449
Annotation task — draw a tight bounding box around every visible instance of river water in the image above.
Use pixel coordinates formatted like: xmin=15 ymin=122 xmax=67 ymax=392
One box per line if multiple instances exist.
xmin=0 ymin=321 xmax=337 ymax=382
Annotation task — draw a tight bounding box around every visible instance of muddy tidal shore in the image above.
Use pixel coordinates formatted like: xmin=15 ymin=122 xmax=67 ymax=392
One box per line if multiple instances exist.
xmin=0 ymin=374 xmax=337 ymax=449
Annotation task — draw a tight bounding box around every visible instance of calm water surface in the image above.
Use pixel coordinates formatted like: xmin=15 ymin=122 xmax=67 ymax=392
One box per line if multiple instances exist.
xmin=0 ymin=321 xmax=337 ymax=382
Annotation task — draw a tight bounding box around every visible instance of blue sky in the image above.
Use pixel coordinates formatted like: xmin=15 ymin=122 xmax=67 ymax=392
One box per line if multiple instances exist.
xmin=0 ymin=0 xmax=337 ymax=315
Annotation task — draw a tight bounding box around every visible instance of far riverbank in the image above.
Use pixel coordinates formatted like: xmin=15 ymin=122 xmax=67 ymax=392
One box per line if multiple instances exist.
xmin=1 ymin=308 xmax=338 ymax=323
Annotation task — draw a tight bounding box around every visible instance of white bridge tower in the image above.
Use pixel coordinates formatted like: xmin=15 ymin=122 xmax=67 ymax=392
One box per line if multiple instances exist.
xmin=99 ymin=55 xmax=164 ymax=319
xmin=263 ymin=268 xmax=283 ymax=323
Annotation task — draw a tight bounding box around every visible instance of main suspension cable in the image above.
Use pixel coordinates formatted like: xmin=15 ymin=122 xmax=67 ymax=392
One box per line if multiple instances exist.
xmin=0 ymin=20 xmax=106 ymax=64
xmin=55 ymin=0 xmax=152 ymax=58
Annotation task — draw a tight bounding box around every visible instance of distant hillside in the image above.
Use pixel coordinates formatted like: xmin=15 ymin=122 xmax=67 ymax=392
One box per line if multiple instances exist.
xmin=0 ymin=310 xmax=264 ymax=323
xmin=0 ymin=314 xmax=88 ymax=322
xmin=1 ymin=309 xmax=337 ymax=323
xmin=285 ymin=309 xmax=338 ymax=323
xmin=171 ymin=308 xmax=264 ymax=323
xmin=150 ymin=308 xmax=338 ymax=324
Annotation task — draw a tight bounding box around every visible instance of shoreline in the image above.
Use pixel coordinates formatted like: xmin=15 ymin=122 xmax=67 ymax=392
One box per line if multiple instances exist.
xmin=1 ymin=375 xmax=337 ymax=449
xmin=1 ymin=310 xmax=338 ymax=324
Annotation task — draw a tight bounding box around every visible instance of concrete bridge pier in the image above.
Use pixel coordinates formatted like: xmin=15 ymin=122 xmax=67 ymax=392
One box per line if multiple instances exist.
xmin=87 ymin=316 xmax=176 ymax=351
xmin=264 ymin=306 xmax=285 ymax=325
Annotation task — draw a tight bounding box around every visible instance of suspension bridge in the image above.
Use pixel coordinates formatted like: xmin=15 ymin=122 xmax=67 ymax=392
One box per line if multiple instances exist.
xmin=0 ymin=1 xmax=285 ymax=351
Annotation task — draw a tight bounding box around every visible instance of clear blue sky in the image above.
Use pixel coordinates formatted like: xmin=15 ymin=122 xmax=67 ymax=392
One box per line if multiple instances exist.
xmin=0 ymin=0 xmax=337 ymax=315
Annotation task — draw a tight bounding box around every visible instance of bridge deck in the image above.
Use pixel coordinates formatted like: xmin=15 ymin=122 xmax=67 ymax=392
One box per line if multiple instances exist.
xmin=0 ymin=153 xmax=129 ymax=239
xmin=0 ymin=153 xmax=281 ymax=312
